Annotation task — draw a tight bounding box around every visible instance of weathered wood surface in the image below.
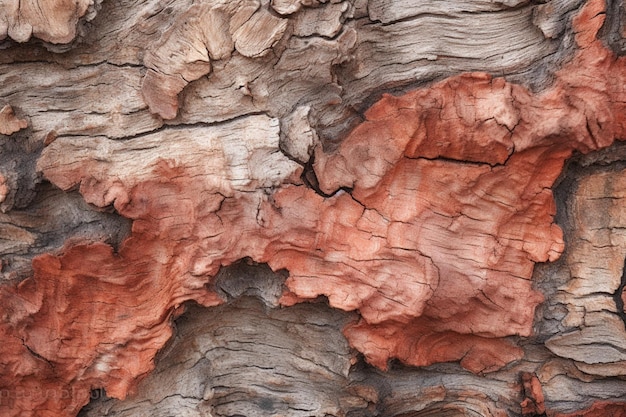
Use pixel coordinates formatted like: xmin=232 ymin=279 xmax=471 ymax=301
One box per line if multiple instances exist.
xmin=0 ymin=0 xmax=100 ymax=44
xmin=1 ymin=0 xmax=626 ymax=416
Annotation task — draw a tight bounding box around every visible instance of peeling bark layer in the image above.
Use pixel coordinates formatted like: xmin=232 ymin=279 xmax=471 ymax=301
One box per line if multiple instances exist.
xmin=1 ymin=0 xmax=626 ymax=416
xmin=311 ymin=0 xmax=626 ymax=371
xmin=0 ymin=105 xmax=27 ymax=136
xmin=0 ymin=0 xmax=100 ymax=44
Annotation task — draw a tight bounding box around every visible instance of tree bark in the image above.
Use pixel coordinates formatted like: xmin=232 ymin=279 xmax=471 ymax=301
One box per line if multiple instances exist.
xmin=1 ymin=0 xmax=626 ymax=416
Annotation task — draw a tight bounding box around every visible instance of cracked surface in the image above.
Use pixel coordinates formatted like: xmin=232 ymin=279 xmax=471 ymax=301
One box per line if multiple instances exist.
xmin=80 ymin=297 xmax=363 ymax=417
xmin=1 ymin=0 xmax=626 ymax=416
xmin=0 ymin=0 xmax=100 ymax=44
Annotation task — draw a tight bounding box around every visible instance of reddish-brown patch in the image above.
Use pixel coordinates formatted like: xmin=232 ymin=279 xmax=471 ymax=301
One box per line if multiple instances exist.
xmin=521 ymin=372 xmax=546 ymax=416
xmin=311 ymin=0 xmax=626 ymax=372
xmin=552 ymin=402 xmax=626 ymax=417
xmin=0 ymin=105 xmax=27 ymax=135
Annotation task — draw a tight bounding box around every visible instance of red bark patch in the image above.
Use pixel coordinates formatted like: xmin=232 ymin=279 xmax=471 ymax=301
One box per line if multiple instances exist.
xmin=553 ymin=402 xmax=626 ymax=417
xmin=521 ymin=372 xmax=546 ymax=416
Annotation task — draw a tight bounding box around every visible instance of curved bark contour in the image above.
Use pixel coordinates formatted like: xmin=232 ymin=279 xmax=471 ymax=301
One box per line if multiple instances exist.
xmin=1 ymin=0 xmax=626 ymax=416
xmin=140 ymin=0 xmax=288 ymax=119
xmin=0 ymin=105 xmax=27 ymax=136
xmin=0 ymin=0 xmax=100 ymax=44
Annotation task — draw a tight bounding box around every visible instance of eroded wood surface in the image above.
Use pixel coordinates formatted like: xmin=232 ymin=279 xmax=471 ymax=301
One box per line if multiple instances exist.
xmin=1 ymin=0 xmax=626 ymax=416
xmin=0 ymin=0 xmax=100 ymax=44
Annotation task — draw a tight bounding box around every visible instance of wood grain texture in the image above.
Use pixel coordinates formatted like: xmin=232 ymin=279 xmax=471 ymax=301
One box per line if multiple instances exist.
xmin=0 ymin=0 xmax=100 ymax=44
xmin=80 ymin=296 xmax=366 ymax=417
xmin=0 ymin=0 xmax=587 ymax=144
xmin=1 ymin=0 xmax=626 ymax=416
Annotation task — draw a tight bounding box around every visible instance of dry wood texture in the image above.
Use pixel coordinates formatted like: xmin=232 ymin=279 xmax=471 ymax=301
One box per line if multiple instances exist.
xmin=0 ymin=0 xmax=100 ymax=44
xmin=1 ymin=0 xmax=626 ymax=416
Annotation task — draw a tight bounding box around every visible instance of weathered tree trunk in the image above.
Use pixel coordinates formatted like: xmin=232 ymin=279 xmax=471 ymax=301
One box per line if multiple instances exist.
xmin=1 ymin=0 xmax=626 ymax=416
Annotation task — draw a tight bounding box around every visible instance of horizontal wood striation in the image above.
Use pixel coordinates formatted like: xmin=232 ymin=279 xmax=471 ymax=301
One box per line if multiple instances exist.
xmin=1 ymin=0 xmax=626 ymax=416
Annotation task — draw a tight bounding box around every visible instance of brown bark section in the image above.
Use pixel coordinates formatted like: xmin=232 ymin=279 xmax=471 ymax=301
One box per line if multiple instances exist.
xmin=1 ymin=0 xmax=626 ymax=416
xmin=141 ymin=0 xmax=288 ymax=119
xmin=0 ymin=0 xmax=97 ymax=44
xmin=0 ymin=105 xmax=27 ymax=136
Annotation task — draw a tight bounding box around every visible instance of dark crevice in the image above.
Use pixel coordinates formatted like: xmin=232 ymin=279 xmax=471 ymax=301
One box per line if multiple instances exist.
xmin=613 ymin=258 xmax=626 ymax=327
xmin=409 ymin=154 xmax=501 ymax=168
xmin=300 ymin=152 xmax=335 ymax=198
xmin=211 ymin=259 xmax=289 ymax=308
xmin=52 ymin=111 xmax=272 ymax=143
xmin=77 ymin=389 xmax=108 ymax=416
xmin=21 ymin=339 xmax=53 ymax=368
xmin=300 ymin=152 xmax=355 ymax=199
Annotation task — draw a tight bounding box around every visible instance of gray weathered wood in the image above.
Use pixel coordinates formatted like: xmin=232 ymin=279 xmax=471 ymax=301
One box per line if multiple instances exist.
xmin=2 ymin=0 xmax=626 ymax=416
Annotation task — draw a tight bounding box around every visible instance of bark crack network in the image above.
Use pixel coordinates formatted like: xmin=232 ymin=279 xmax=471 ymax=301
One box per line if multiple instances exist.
xmin=2 ymin=0 xmax=626 ymax=416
